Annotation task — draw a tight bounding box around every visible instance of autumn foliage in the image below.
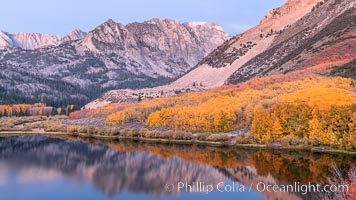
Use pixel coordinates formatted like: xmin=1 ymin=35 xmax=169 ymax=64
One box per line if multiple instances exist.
xmin=252 ymin=103 xmax=356 ymax=149
xmin=0 ymin=103 xmax=52 ymax=117
xmin=104 ymin=75 xmax=355 ymax=149
xmin=0 ymin=103 xmax=78 ymax=118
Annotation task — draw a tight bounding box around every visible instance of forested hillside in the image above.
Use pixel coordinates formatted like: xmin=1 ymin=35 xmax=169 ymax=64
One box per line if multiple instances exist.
xmin=69 ymin=72 xmax=356 ymax=150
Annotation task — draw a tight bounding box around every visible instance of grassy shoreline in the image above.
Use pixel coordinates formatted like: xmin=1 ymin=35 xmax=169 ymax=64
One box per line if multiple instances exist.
xmin=1 ymin=131 xmax=355 ymax=156
xmin=79 ymin=133 xmax=230 ymax=147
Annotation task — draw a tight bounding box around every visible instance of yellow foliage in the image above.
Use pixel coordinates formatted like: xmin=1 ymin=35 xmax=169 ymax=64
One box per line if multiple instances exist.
xmin=104 ymin=75 xmax=356 ymax=149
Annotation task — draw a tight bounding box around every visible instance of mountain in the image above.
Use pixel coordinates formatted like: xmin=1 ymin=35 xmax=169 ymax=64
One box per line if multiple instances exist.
xmin=87 ymin=0 xmax=355 ymax=108
xmin=0 ymin=19 xmax=229 ymax=106
xmin=226 ymin=0 xmax=355 ymax=84
xmin=82 ymin=18 xmax=228 ymax=78
xmin=0 ymin=28 xmax=88 ymax=49
xmin=61 ymin=28 xmax=87 ymax=42
xmin=0 ymin=136 xmax=226 ymax=196
xmin=171 ymin=0 xmax=323 ymax=88
xmin=0 ymin=31 xmax=61 ymax=49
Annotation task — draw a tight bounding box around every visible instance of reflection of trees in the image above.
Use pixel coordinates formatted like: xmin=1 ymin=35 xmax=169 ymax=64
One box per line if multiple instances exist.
xmin=252 ymin=150 xmax=356 ymax=184
xmin=0 ymin=136 xmax=354 ymax=199
xmin=325 ymin=166 xmax=356 ymax=200
xmin=107 ymin=141 xmax=254 ymax=168
xmin=109 ymin=140 xmax=356 ymax=199
xmin=108 ymin=141 xmax=356 ymax=184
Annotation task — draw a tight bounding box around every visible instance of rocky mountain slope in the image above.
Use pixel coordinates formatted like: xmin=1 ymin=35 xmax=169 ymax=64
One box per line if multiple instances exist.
xmin=87 ymin=0 xmax=355 ymax=108
xmin=61 ymin=28 xmax=87 ymax=43
xmin=0 ymin=19 xmax=228 ymax=106
xmin=0 ymin=31 xmax=61 ymax=49
xmin=226 ymin=0 xmax=356 ymax=84
xmin=171 ymin=0 xmax=323 ymax=88
xmin=86 ymin=0 xmax=320 ymax=107
xmin=0 ymin=28 xmax=88 ymax=49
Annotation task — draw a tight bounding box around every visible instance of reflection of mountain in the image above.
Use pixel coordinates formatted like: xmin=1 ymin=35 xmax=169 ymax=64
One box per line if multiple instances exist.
xmin=0 ymin=136 xmax=354 ymax=199
xmin=0 ymin=136 xmax=225 ymax=196
xmin=220 ymin=167 xmax=300 ymax=200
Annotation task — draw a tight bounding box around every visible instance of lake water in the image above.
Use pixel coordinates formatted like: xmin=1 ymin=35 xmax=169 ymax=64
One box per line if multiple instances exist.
xmin=0 ymin=136 xmax=354 ymax=200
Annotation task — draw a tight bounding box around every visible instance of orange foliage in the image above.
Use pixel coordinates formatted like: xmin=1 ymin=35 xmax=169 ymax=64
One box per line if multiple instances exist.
xmin=252 ymin=103 xmax=355 ymax=148
xmin=0 ymin=104 xmax=32 ymax=117
xmin=108 ymin=141 xmax=355 ymax=184
xmin=69 ymin=109 xmax=96 ymax=120
xmin=104 ymin=75 xmax=355 ymax=149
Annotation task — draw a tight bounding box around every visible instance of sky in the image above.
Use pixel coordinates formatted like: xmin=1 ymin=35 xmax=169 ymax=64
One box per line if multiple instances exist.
xmin=0 ymin=0 xmax=287 ymax=36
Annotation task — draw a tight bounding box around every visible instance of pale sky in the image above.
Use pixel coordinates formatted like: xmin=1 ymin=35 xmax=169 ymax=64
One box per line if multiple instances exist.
xmin=0 ymin=0 xmax=287 ymax=36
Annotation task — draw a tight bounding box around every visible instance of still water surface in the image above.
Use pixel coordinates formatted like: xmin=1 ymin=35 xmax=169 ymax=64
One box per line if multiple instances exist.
xmin=0 ymin=136 xmax=354 ymax=200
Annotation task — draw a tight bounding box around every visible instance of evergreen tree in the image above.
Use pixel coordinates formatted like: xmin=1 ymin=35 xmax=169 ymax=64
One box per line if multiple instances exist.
xmin=51 ymin=107 xmax=58 ymax=116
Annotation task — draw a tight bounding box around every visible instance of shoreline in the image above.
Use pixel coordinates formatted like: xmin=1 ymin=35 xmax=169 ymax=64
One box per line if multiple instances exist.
xmin=1 ymin=131 xmax=355 ymax=156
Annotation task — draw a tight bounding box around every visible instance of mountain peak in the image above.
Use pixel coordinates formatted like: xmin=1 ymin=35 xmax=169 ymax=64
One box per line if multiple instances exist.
xmin=287 ymin=0 xmax=319 ymax=4
xmin=71 ymin=28 xmax=84 ymax=34
xmin=260 ymin=0 xmax=320 ymax=24
xmin=184 ymin=22 xmax=225 ymax=32
xmin=94 ymin=18 xmax=126 ymax=30
xmin=0 ymin=31 xmax=14 ymax=47
xmin=1 ymin=32 xmax=61 ymax=49
xmin=62 ymin=28 xmax=87 ymax=42
xmin=103 ymin=18 xmax=117 ymax=26
xmin=145 ymin=18 xmax=180 ymax=25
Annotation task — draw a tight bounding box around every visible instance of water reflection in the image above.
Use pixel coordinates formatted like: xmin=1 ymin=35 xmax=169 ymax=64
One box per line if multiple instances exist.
xmin=0 ymin=136 xmax=354 ymax=200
